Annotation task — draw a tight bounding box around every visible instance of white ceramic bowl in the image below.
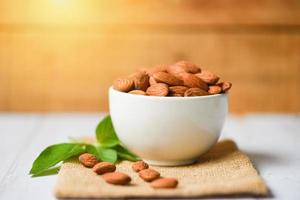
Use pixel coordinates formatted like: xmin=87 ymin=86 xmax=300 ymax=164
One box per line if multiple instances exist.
xmin=109 ymin=87 xmax=228 ymax=166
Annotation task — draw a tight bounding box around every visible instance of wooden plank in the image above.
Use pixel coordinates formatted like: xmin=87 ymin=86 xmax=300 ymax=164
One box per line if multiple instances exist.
xmin=0 ymin=0 xmax=299 ymax=25
xmin=0 ymin=30 xmax=299 ymax=112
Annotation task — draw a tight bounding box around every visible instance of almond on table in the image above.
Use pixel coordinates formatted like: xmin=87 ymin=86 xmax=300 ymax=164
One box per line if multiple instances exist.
xmin=79 ymin=153 xmax=99 ymax=168
xmin=138 ymin=168 xmax=160 ymax=182
xmin=132 ymin=160 xmax=149 ymax=172
xmin=151 ymin=178 xmax=178 ymax=189
xmin=92 ymin=162 xmax=116 ymax=175
xmin=102 ymin=172 xmax=131 ymax=185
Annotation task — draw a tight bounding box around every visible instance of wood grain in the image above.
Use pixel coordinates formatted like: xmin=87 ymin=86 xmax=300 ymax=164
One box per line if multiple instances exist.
xmin=0 ymin=0 xmax=299 ymax=112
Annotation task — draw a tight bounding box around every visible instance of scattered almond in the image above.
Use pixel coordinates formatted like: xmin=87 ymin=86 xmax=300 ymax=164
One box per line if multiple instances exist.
xmin=93 ymin=162 xmax=116 ymax=175
xmin=132 ymin=161 xmax=149 ymax=172
xmin=195 ymin=70 xmax=219 ymax=85
xmin=138 ymin=168 xmax=160 ymax=182
xmin=168 ymin=86 xmax=189 ymax=97
xmin=151 ymin=178 xmax=178 ymax=189
xmin=218 ymin=81 xmax=232 ymax=92
xmin=78 ymin=153 xmax=98 ymax=168
xmin=128 ymin=90 xmax=146 ymax=95
xmin=146 ymin=83 xmax=169 ymax=96
xmin=178 ymin=72 xmax=208 ymax=91
xmin=102 ymin=172 xmax=131 ymax=185
xmin=113 ymin=78 xmax=134 ymax=92
xmin=184 ymin=88 xmax=209 ymax=97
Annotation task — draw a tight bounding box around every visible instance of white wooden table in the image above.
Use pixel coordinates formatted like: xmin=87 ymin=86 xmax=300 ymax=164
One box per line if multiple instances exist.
xmin=0 ymin=113 xmax=299 ymax=200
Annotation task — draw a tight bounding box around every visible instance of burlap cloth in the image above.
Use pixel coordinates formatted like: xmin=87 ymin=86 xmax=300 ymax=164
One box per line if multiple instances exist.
xmin=54 ymin=140 xmax=268 ymax=198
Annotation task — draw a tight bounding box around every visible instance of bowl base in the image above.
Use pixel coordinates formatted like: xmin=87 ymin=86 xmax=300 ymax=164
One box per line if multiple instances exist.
xmin=144 ymin=159 xmax=197 ymax=167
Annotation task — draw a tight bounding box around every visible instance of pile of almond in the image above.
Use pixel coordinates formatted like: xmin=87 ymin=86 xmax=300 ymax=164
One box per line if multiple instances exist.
xmin=79 ymin=153 xmax=178 ymax=189
xmin=113 ymin=61 xmax=232 ymax=97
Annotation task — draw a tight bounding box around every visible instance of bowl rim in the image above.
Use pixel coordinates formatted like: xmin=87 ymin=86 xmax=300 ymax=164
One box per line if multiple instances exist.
xmin=109 ymin=87 xmax=227 ymax=101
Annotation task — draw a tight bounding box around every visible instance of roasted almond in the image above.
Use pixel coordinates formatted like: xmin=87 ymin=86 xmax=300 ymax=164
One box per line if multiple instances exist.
xmin=175 ymin=60 xmax=201 ymax=74
xmin=152 ymin=72 xmax=183 ymax=86
xmin=113 ymin=78 xmax=134 ymax=92
xmin=168 ymin=86 xmax=189 ymax=97
xmin=132 ymin=161 xmax=149 ymax=172
xmin=146 ymin=83 xmax=169 ymax=96
xmin=79 ymin=153 xmax=98 ymax=168
xmin=195 ymin=70 xmax=219 ymax=85
xmin=138 ymin=168 xmax=160 ymax=182
xmin=178 ymin=73 xmax=208 ymax=91
xmin=93 ymin=162 xmax=116 ymax=175
xmin=208 ymin=85 xmax=222 ymax=94
xmin=184 ymin=88 xmax=209 ymax=97
xmin=102 ymin=172 xmax=131 ymax=185
xmin=128 ymin=90 xmax=146 ymax=95
xmin=151 ymin=178 xmax=178 ymax=189
xmin=217 ymin=81 xmax=232 ymax=92
xmin=130 ymin=71 xmax=149 ymax=91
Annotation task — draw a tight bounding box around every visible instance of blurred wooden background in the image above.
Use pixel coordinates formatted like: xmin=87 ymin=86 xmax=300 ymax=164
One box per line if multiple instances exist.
xmin=0 ymin=0 xmax=299 ymax=113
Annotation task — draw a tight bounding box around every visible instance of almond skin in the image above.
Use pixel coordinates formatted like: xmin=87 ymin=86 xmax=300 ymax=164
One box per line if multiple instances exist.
xmin=168 ymin=86 xmax=189 ymax=97
xmin=79 ymin=153 xmax=98 ymax=168
xmin=149 ymin=76 xmax=157 ymax=85
xmin=128 ymin=90 xmax=146 ymax=95
xmin=152 ymin=72 xmax=183 ymax=86
xmin=139 ymin=168 xmax=160 ymax=182
xmin=130 ymin=71 xmax=149 ymax=91
xmin=178 ymin=73 xmax=208 ymax=91
xmin=147 ymin=64 xmax=168 ymax=75
xmin=184 ymin=88 xmax=209 ymax=97
xmin=113 ymin=78 xmax=134 ymax=92
xmin=175 ymin=61 xmax=201 ymax=74
xmin=93 ymin=162 xmax=116 ymax=175
xmin=217 ymin=81 xmax=232 ymax=92
xmin=102 ymin=172 xmax=131 ymax=185
xmin=208 ymin=85 xmax=222 ymax=94
xmin=132 ymin=161 xmax=149 ymax=172
xmin=146 ymin=83 xmax=169 ymax=96
xmin=151 ymin=178 xmax=178 ymax=189
xmin=195 ymin=70 xmax=219 ymax=85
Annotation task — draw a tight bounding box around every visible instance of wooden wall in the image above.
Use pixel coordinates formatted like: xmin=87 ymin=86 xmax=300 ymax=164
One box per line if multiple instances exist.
xmin=0 ymin=0 xmax=299 ymax=113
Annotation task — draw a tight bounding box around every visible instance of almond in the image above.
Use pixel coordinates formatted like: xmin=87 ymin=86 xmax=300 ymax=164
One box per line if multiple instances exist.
xmin=168 ymin=86 xmax=189 ymax=97
xmin=146 ymin=83 xmax=169 ymax=96
xmin=152 ymin=72 xmax=183 ymax=86
xmin=208 ymin=85 xmax=222 ymax=94
xmin=102 ymin=172 xmax=131 ymax=185
xmin=217 ymin=81 xmax=232 ymax=92
xmin=195 ymin=70 xmax=219 ymax=85
xmin=113 ymin=78 xmax=134 ymax=92
xmin=184 ymin=88 xmax=209 ymax=97
xmin=151 ymin=178 xmax=178 ymax=189
xmin=79 ymin=153 xmax=98 ymax=168
xmin=130 ymin=71 xmax=149 ymax=91
xmin=175 ymin=60 xmax=201 ymax=74
xmin=149 ymin=76 xmax=157 ymax=85
xmin=167 ymin=64 xmax=186 ymax=75
xmin=147 ymin=64 xmax=168 ymax=75
xmin=138 ymin=169 xmax=160 ymax=182
xmin=132 ymin=161 xmax=149 ymax=172
xmin=93 ymin=162 xmax=116 ymax=175
xmin=178 ymin=72 xmax=208 ymax=91
xmin=128 ymin=90 xmax=146 ymax=95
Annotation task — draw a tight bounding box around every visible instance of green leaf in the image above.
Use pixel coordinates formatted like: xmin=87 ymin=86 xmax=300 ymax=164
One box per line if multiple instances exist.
xmin=114 ymin=145 xmax=140 ymax=161
xmin=96 ymin=115 xmax=119 ymax=147
xmin=86 ymin=144 xmax=118 ymax=163
xmin=31 ymin=166 xmax=61 ymax=177
xmin=29 ymin=143 xmax=85 ymax=175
